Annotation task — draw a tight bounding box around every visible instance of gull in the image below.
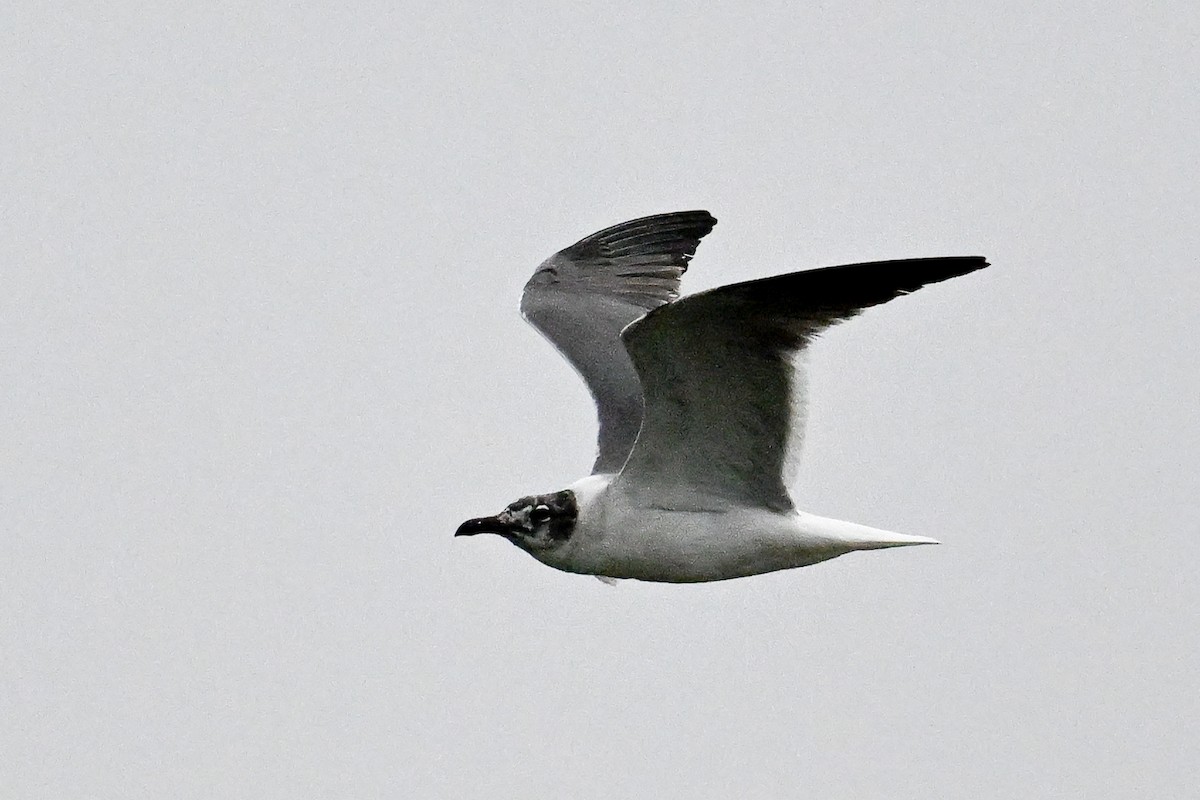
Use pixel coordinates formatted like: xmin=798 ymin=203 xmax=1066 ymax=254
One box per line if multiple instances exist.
xmin=456 ymin=211 xmax=988 ymax=583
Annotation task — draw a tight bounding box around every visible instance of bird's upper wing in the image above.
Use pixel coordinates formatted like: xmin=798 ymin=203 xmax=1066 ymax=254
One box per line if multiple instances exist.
xmin=613 ymin=257 xmax=989 ymax=511
xmin=520 ymin=211 xmax=718 ymax=473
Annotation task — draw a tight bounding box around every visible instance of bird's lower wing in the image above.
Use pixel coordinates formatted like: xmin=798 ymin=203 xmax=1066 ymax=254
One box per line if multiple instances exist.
xmin=614 ymin=256 xmax=989 ymax=512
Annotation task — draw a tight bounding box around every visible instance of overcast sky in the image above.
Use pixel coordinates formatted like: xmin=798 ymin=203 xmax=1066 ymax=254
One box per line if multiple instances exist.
xmin=3 ymin=2 xmax=1198 ymax=798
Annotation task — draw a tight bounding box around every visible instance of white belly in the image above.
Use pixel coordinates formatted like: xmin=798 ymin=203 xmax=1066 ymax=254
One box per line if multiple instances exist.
xmin=543 ymin=503 xmax=848 ymax=583
xmin=529 ymin=476 xmax=934 ymax=583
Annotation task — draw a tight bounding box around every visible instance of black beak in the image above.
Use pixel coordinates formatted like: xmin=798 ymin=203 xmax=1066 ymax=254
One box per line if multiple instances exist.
xmin=455 ymin=515 xmax=509 ymax=537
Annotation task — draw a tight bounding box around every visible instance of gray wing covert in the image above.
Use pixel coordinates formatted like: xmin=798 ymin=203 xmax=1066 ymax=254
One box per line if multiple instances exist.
xmin=520 ymin=211 xmax=718 ymax=473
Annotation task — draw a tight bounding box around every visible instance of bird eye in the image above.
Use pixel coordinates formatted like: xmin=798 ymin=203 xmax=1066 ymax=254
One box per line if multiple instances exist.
xmin=530 ymin=504 xmax=552 ymax=523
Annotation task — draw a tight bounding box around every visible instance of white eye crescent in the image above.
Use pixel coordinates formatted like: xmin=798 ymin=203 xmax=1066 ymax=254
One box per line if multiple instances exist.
xmin=530 ymin=504 xmax=552 ymax=522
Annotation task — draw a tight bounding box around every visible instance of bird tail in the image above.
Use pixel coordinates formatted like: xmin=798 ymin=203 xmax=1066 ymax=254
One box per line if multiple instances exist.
xmin=797 ymin=512 xmax=941 ymax=551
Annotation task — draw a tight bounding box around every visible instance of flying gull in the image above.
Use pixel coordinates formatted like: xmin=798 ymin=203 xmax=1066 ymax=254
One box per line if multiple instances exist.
xmin=456 ymin=211 xmax=988 ymax=583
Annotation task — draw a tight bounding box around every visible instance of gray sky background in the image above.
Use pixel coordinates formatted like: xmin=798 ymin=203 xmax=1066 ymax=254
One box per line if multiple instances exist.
xmin=3 ymin=2 xmax=1198 ymax=798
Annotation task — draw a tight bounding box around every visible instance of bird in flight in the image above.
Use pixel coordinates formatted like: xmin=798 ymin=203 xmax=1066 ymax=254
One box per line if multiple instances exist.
xmin=456 ymin=211 xmax=988 ymax=583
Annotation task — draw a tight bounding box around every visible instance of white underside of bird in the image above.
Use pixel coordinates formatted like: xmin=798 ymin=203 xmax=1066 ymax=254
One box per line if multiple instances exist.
xmin=455 ymin=210 xmax=987 ymax=583
xmin=535 ymin=475 xmax=939 ymax=583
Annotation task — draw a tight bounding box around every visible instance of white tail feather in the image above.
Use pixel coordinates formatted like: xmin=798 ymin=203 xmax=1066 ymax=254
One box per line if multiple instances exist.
xmin=797 ymin=512 xmax=940 ymax=551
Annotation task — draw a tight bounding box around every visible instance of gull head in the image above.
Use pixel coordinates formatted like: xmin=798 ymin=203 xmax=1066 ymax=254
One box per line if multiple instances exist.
xmin=455 ymin=490 xmax=578 ymax=552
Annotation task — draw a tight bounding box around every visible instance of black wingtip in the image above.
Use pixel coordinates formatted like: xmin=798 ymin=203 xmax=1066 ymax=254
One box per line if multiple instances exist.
xmin=581 ymin=209 xmax=716 ymax=240
xmin=689 ymin=254 xmax=992 ymax=323
xmin=563 ymin=210 xmax=718 ymax=267
xmin=620 ymin=209 xmax=716 ymax=228
xmin=925 ymin=255 xmax=990 ymax=280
